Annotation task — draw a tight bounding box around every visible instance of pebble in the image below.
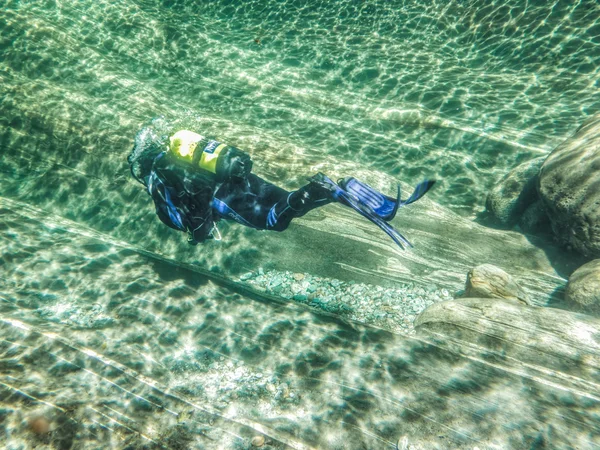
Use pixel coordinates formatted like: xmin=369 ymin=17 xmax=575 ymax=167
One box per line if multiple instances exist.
xmin=29 ymin=417 xmax=50 ymax=434
xmin=272 ymin=285 xmax=283 ymax=294
xmin=232 ymin=368 xmax=245 ymax=381
xmin=397 ymin=436 xmax=409 ymax=450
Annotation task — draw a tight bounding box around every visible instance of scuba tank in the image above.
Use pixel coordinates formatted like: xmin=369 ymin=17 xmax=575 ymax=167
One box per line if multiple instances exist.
xmin=168 ymin=130 xmax=252 ymax=182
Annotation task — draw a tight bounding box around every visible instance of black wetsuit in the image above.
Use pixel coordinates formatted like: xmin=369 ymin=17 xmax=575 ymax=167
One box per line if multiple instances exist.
xmin=213 ymin=173 xmax=298 ymax=231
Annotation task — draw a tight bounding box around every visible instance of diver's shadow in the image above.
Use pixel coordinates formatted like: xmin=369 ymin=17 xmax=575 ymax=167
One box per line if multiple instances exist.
xmin=475 ymin=210 xmax=588 ymax=279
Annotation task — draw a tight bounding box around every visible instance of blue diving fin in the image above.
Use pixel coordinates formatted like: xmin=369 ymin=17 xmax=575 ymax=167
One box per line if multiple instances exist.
xmin=308 ymin=173 xmax=415 ymax=250
xmin=339 ymin=177 xmax=436 ymax=221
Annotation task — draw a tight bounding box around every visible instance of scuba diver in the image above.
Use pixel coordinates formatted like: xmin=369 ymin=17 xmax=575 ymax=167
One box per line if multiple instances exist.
xmin=128 ymin=119 xmax=435 ymax=249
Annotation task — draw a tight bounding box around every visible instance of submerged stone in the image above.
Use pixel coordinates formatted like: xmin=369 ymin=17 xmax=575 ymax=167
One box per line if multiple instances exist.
xmin=565 ymin=259 xmax=600 ymax=316
xmin=463 ymin=264 xmax=530 ymax=305
xmin=539 ymin=113 xmax=600 ymax=257
xmin=485 ymin=157 xmax=545 ymax=228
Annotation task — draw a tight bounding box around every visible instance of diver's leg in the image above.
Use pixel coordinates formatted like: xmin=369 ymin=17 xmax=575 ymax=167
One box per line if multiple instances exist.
xmin=212 ymin=174 xmax=334 ymax=232
xmin=212 ymin=175 xmax=284 ymax=230
xmin=214 ymin=172 xmax=434 ymax=249
xmin=264 ymin=178 xmax=335 ymax=231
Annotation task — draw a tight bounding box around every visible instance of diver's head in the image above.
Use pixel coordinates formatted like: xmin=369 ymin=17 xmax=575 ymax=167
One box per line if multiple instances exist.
xmin=128 ymin=126 xmax=167 ymax=186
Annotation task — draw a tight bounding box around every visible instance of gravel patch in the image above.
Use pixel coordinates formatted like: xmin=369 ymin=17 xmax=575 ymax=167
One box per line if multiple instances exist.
xmin=239 ymin=268 xmax=454 ymax=335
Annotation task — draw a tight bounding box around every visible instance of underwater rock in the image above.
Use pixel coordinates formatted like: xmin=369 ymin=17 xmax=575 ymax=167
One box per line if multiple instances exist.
xmin=415 ymin=298 xmax=600 ymax=381
xmin=28 ymin=416 xmax=51 ymax=434
xmin=463 ymin=264 xmax=530 ymax=305
xmin=538 ymin=113 xmax=600 ymax=257
xmin=565 ymin=259 xmax=600 ymax=316
xmin=485 ymin=156 xmax=545 ymax=227
xmin=396 ymin=436 xmax=409 ymax=450
xmin=240 ymin=272 xmax=254 ymax=281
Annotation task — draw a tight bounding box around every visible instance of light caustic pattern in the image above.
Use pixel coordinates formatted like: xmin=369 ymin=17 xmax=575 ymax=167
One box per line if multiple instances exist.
xmin=1 ymin=0 xmax=599 ymax=214
xmin=1 ymin=1 xmax=600 ymax=448
xmin=1 ymin=210 xmax=599 ymax=449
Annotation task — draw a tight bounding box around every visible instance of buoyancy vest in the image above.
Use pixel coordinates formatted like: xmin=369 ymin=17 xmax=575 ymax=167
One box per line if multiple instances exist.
xmin=148 ymin=152 xmax=216 ymax=243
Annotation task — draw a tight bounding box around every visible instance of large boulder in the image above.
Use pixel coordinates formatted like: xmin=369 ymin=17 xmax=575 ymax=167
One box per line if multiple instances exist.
xmin=463 ymin=264 xmax=531 ymax=305
xmin=415 ymin=298 xmax=600 ymax=382
xmin=485 ymin=157 xmax=545 ymax=228
xmin=538 ymin=113 xmax=600 ymax=257
xmin=565 ymin=259 xmax=600 ymax=316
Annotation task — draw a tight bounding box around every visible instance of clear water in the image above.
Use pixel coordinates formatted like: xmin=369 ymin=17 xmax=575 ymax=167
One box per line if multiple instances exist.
xmin=1 ymin=0 xmax=600 ymax=448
